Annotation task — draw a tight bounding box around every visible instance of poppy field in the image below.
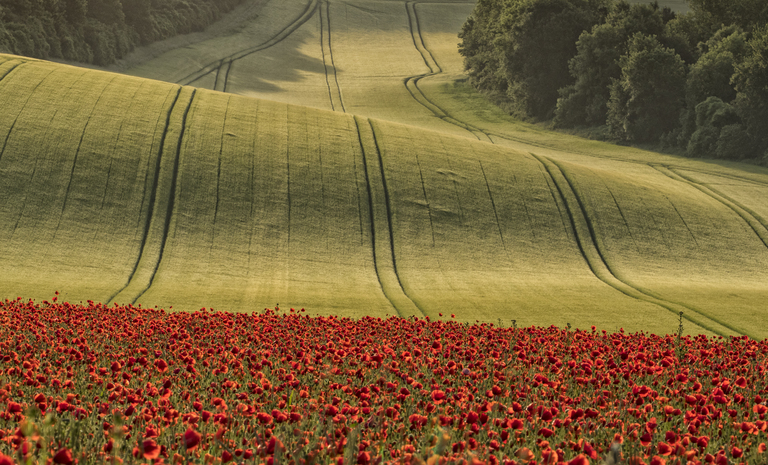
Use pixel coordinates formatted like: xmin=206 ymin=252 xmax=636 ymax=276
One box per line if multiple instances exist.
xmin=1 ymin=296 xmax=766 ymax=465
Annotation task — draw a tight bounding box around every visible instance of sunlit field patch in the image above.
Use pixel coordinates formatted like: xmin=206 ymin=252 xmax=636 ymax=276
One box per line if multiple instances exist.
xmin=0 ymin=296 xmax=766 ymax=464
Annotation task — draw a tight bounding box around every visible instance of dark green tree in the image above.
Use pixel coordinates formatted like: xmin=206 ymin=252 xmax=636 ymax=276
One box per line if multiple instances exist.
xmin=678 ymin=26 xmax=749 ymax=145
xmin=731 ymin=24 xmax=768 ymax=159
xmin=607 ymin=32 xmax=686 ymax=142
xmin=686 ymin=0 xmax=768 ymax=33
xmin=555 ymin=1 xmax=687 ymax=127
xmin=460 ymin=0 xmax=609 ymax=119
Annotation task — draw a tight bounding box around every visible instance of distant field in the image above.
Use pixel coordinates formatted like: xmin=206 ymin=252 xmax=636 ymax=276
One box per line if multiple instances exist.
xmin=1 ymin=0 xmax=766 ymax=339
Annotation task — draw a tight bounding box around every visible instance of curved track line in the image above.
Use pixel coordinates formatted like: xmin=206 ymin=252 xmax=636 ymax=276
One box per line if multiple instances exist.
xmin=0 ymin=67 xmax=58 ymax=164
xmin=178 ymin=0 xmax=320 ymax=86
xmin=403 ymin=2 xmax=492 ymax=142
xmin=355 ymin=115 xmax=424 ymax=318
xmin=108 ymin=86 xmax=183 ymax=304
xmin=652 ymin=165 xmax=768 ymax=249
xmin=320 ymin=0 xmax=345 ymax=111
xmin=109 ymin=87 xmax=197 ymax=305
xmin=532 ymin=153 xmax=743 ymax=337
xmin=0 ymin=59 xmax=23 ymax=83
xmin=479 ymin=161 xmax=506 ymax=250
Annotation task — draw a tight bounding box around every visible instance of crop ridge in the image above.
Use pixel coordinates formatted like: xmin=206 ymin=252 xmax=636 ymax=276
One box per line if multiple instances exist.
xmin=180 ymin=0 xmax=319 ymax=87
xmin=212 ymin=96 xmax=232 ymax=239
xmin=654 ymin=165 xmax=768 ymax=249
xmin=532 ymin=153 xmax=733 ymax=337
xmin=0 ymin=66 xmax=57 ymax=164
xmin=0 ymin=59 xmax=23 ymax=82
xmin=355 ymin=116 xmax=424 ymax=318
xmin=53 ymin=75 xmax=120 ymax=240
xmin=479 ymin=161 xmax=506 ymax=250
xmin=109 ymin=87 xmax=196 ymax=305
xmin=320 ymin=0 xmax=345 ymax=112
xmin=663 ymin=193 xmax=701 ymax=248
xmin=415 ymin=153 xmax=436 ymax=246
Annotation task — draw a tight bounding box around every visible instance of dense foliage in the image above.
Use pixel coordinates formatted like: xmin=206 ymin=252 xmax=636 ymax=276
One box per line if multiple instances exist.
xmin=459 ymin=0 xmax=768 ymax=161
xmin=0 ymin=0 xmax=244 ymax=65
xmin=1 ymin=297 xmax=767 ymax=464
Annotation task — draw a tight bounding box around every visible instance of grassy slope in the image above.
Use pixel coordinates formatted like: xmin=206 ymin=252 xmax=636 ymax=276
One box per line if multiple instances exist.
xmin=1 ymin=0 xmax=767 ymax=337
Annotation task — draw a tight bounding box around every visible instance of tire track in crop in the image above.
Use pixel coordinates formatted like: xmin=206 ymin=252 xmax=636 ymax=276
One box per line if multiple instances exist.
xmin=652 ymin=165 xmax=768 ymax=249
xmin=532 ymin=153 xmax=746 ymax=338
xmin=109 ymin=87 xmax=197 ymax=305
xmin=213 ymin=62 xmax=233 ymax=92
xmin=404 ymin=2 xmax=492 ymax=142
xmin=355 ymin=116 xmax=424 ymax=318
xmin=178 ymin=0 xmax=320 ymax=87
xmin=320 ymin=0 xmax=345 ymax=112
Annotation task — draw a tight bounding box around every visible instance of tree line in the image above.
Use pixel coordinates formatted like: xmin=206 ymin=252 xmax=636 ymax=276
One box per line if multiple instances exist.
xmin=459 ymin=0 xmax=768 ymax=161
xmin=0 ymin=0 xmax=244 ymax=65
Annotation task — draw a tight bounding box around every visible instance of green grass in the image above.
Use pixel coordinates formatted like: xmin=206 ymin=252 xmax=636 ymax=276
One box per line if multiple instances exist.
xmin=0 ymin=0 xmax=766 ymax=339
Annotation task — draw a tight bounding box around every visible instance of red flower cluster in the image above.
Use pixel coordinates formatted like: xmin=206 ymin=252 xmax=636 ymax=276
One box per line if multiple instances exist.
xmin=0 ymin=297 xmax=766 ymax=465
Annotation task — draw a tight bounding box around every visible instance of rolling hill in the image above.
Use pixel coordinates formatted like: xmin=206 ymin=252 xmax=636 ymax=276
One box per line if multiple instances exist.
xmin=1 ymin=0 xmax=767 ymax=339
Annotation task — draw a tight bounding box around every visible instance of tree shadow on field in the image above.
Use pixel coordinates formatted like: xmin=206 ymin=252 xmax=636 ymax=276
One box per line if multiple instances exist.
xmin=226 ymin=28 xmax=334 ymax=94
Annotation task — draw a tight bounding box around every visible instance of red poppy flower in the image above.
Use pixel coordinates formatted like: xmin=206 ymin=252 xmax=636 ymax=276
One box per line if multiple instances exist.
xmin=516 ymin=447 xmax=535 ymax=463
xmin=154 ymin=359 xmax=168 ymax=373
xmin=53 ymin=448 xmax=74 ymax=465
xmin=256 ymin=412 xmax=273 ymax=425
xmin=142 ymin=439 xmax=161 ymax=460
xmin=431 ymin=390 xmax=446 ymax=402
xmin=568 ymin=454 xmax=589 ymax=465
xmin=183 ymin=428 xmax=201 ymax=450
xmin=7 ymin=402 xmax=22 ymax=414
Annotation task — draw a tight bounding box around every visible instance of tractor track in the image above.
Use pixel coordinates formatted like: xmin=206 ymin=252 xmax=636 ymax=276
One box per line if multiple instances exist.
xmin=652 ymin=165 xmax=768 ymax=250
xmin=355 ymin=116 xmax=424 ymax=318
xmin=404 ymin=1 xmax=492 ymax=142
xmin=108 ymin=87 xmax=197 ymax=305
xmin=534 ymin=153 xmax=753 ymax=338
xmin=179 ymin=0 xmax=320 ymax=87
xmin=320 ymin=0 xmax=345 ymax=111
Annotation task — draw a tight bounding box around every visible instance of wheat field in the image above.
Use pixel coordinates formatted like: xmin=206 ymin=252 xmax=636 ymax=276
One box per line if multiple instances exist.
xmin=1 ymin=0 xmax=767 ymax=339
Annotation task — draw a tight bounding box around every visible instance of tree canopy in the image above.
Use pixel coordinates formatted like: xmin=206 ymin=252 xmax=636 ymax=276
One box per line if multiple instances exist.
xmin=0 ymin=0 xmax=243 ymax=65
xmin=460 ymin=0 xmax=768 ymax=160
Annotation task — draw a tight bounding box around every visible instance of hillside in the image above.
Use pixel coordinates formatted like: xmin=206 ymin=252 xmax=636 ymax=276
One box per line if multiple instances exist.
xmin=2 ymin=51 xmax=768 ymax=340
